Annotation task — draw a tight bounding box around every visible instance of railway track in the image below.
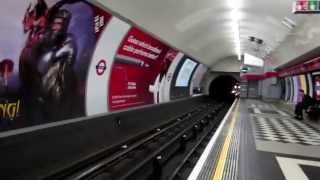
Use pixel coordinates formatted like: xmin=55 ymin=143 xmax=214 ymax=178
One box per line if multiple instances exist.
xmin=44 ymin=101 xmax=230 ymax=180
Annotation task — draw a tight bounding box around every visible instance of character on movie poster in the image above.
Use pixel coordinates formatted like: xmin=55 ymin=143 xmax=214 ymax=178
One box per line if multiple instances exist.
xmin=20 ymin=0 xmax=79 ymax=123
xmin=0 ymin=0 xmax=110 ymax=130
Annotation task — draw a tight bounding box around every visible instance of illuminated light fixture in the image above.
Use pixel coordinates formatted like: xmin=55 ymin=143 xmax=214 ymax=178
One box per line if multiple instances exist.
xmin=281 ymin=20 xmax=292 ymax=29
xmin=293 ymin=0 xmax=320 ymax=13
xmin=285 ymin=17 xmax=296 ymax=25
xmin=244 ymin=53 xmax=264 ymax=67
xmin=309 ymin=0 xmax=318 ymax=10
xmin=231 ymin=0 xmax=241 ymax=60
xmin=299 ymin=0 xmax=308 ymax=10
xmin=281 ymin=17 xmax=296 ymax=31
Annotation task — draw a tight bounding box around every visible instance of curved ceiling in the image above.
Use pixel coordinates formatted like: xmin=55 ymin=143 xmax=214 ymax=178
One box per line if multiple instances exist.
xmin=96 ymin=0 xmax=306 ymax=68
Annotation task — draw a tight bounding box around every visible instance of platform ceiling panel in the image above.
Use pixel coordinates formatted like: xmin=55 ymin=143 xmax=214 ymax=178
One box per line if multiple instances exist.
xmin=96 ymin=0 xmax=306 ymax=68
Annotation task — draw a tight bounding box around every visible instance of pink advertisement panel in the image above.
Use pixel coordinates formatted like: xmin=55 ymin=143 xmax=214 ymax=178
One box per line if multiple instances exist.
xmin=108 ymin=27 xmax=178 ymax=111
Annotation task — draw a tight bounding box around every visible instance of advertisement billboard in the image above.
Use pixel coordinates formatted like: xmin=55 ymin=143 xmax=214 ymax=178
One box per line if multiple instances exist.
xmin=0 ymin=0 xmax=206 ymax=132
xmin=170 ymin=57 xmax=198 ymax=100
xmin=0 ymin=0 xmax=112 ymax=130
xmin=189 ymin=64 xmax=208 ymax=95
xmin=108 ymin=27 xmax=179 ymax=111
xmin=313 ymin=73 xmax=320 ymax=101
xmin=307 ymin=73 xmax=313 ymax=97
xmin=175 ymin=58 xmax=198 ymax=87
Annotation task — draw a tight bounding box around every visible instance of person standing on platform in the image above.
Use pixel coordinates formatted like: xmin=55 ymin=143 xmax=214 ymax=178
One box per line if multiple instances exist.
xmin=295 ymin=89 xmax=312 ymax=120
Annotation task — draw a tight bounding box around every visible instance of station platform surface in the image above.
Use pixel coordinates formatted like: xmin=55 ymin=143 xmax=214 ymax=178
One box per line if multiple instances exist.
xmin=188 ymin=98 xmax=320 ymax=180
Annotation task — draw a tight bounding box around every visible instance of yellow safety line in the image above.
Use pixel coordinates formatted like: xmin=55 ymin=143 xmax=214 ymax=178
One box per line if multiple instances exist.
xmin=212 ymin=99 xmax=240 ymax=180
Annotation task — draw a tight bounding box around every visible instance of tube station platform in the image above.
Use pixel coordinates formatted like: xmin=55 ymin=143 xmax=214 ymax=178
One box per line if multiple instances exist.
xmin=188 ymin=98 xmax=320 ymax=180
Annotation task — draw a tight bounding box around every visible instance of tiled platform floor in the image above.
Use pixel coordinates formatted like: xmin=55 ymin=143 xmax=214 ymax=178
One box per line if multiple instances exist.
xmin=194 ymin=99 xmax=320 ymax=180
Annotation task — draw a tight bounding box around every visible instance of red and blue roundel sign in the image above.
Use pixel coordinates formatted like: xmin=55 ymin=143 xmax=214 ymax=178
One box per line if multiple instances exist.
xmin=96 ymin=59 xmax=107 ymax=76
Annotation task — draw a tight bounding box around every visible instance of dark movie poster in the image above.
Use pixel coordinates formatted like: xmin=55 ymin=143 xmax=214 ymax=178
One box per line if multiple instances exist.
xmin=0 ymin=0 xmax=111 ymax=131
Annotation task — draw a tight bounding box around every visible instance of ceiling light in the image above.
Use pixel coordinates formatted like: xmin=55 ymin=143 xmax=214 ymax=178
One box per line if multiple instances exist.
xmin=281 ymin=17 xmax=296 ymax=30
xmin=244 ymin=53 xmax=264 ymax=67
xmin=231 ymin=9 xmax=240 ymax=21
xmin=230 ymin=0 xmax=241 ymax=60
xmin=284 ymin=17 xmax=296 ymax=26
xmin=281 ymin=20 xmax=293 ymax=30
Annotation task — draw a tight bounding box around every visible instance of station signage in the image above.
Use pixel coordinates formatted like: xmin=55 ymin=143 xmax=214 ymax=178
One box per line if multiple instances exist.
xmin=277 ymin=56 xmax=320 ymax=77
xmin=293 ymin=0 xmax=320 ymax=14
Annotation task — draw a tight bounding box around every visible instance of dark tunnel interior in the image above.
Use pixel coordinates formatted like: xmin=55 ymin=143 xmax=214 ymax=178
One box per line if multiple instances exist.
xmin=209 ymin=75 xmax=238 ymax=103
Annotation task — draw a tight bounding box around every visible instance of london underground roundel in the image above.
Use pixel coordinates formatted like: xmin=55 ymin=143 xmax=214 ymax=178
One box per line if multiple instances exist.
xmin=96 ymin=59 xmax=107 ymax=76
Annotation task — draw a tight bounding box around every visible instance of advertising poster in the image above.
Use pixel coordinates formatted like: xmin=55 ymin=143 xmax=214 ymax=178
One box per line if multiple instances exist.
xmin=297 ymin=75 xmax=303 ymax=103
xmin=0 ymin=0 xmax=206 ymax=131
xmin=0 ymin=0 xmax=112 ymax=131
xmin=108 ymin=27 xmax=179 ymax=111
xmin=175 ymin=58 xmax=198 ymax=87
xmin=307 ymin=73 xmax=313 ymax=97
xmin=189 ymin=64 xmax=208 ymax=96
xmin=170 ymin=57 xmax=198 ymax=100
xmin=299 ymin=75 xmax=307 ymax=97
xmin=287 ymin=77 xmax=292 ymax=102
xmin=290 ymin=77 xmax=294 ymax=103
xmin=293 ymin=76 xmax=299 ymax=103
xmin=159 ymin=52 xmax=184 ymax=103
xmin=279 ymin=78 xmax=286 ymax=100
xmin=313 ymin=74 xmax=320 ymax=100
xmin=284 ymin=77 xmax=290 ymax=101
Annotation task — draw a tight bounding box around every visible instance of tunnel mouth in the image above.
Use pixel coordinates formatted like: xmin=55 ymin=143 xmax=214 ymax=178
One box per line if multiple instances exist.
xmin=209 ymin=75 xmax=238 ymax=103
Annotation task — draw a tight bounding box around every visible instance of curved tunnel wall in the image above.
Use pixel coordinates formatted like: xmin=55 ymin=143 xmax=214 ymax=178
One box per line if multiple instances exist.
xmin=0 ymin=1 xmax=208 ymax=132
xmin=202 ymin=72 xmax=240 ymax=95
xmin=209 ymin=75 xmax=238 ymax=102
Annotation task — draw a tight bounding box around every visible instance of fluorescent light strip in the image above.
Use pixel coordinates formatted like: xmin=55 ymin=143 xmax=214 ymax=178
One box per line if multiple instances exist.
xmin=231 ymin=2 xmax=241 ymax=60
xmin=233 ymin=23 xmax=241 ymax=60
